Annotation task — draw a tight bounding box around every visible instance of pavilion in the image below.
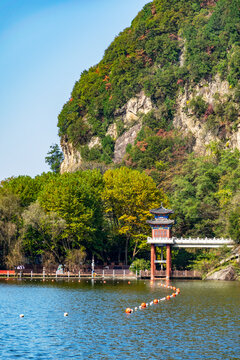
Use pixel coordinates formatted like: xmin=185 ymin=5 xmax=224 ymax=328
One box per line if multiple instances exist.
xmin=146 ymin=205 xmax=234 ymax=280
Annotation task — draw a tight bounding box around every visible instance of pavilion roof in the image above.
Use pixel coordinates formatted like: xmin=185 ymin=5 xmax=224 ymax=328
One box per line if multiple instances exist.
xmin=146 ymin=218 xmax=175 ymax=225
xmin=149 ymin=204 xmax=174 ymax=215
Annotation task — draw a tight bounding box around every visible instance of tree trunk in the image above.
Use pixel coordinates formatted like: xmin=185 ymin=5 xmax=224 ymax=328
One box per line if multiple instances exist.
xmin=125 ymin=237 xmax=128 ymax=265
xmin=131 ymin=243 xmax=139 ymax=263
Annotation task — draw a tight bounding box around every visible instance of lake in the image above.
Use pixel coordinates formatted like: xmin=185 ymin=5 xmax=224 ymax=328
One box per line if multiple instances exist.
xmin=0 ymin=279 xmax=239 ymax=359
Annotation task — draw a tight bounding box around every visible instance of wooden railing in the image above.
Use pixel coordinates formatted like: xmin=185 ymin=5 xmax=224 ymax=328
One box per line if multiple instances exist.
xmin=0 ymin=269 xmax=202 ymax=279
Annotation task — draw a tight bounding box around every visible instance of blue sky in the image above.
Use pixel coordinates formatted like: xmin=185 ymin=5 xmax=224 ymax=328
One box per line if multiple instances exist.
xmin=0 ymin=0 xmax=148 ymax=180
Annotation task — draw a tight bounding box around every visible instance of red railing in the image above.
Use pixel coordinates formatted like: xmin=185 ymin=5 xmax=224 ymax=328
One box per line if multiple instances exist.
xmin=0 ymin=270 xmax=15 ymax=275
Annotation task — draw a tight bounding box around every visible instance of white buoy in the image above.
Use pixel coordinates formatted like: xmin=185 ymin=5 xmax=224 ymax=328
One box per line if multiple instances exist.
xmin=64 ymin=312 xmax=68 ymax=317
xmin=19 ymin=314 xmax=24 ymax=318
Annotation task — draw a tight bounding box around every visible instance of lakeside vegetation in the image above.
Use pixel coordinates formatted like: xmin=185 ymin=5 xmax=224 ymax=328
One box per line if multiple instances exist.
xmin=1 ymin=146 xmax=240 ymax=272
xmin=0 ymin=167 xmax=166 ymax=270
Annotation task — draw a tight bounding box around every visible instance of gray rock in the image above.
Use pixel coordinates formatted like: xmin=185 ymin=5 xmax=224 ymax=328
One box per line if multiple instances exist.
xmin=205 ymin=265 xmax=236 ymax=281
xmin=114 ymin=123 xmax=142 ymax=163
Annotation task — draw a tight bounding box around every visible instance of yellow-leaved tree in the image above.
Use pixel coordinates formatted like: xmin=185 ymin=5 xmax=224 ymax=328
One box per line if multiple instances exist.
xmin=102 ymin=167 xmax=168 ymax=265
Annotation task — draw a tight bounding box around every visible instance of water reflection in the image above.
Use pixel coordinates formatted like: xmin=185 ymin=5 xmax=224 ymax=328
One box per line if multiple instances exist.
xmin=0 ymin=279 xmax=239 ymax=359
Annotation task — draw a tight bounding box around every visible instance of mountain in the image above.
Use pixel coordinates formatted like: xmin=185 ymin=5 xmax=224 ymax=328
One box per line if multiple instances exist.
xmin=58 ymin=0 xmax=240 ymax=177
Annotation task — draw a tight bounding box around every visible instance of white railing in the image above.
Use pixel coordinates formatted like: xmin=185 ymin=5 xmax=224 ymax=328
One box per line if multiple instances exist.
xmin=147 ymin=236 xmax=235 ymax=248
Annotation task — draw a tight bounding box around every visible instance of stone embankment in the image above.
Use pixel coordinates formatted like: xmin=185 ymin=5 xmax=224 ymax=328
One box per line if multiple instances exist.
xmin=205 ymin=265 xmax=237 ymax=281
xmin=205 ymin=246 xmax=240 ymax=280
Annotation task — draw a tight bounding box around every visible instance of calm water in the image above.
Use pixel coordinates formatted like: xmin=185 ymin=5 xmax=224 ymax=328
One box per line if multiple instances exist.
xmin=0 ymin=279 xmax=239 ymax=360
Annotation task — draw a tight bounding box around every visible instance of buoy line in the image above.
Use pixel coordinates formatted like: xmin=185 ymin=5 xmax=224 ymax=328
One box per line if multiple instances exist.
xmin=125 ymin=283 xmax=180 ymax=314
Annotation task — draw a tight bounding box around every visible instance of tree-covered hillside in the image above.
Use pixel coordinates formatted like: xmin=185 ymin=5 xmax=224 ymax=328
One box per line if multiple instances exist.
xmin=54 ymin=0 xmax=240 ymax=261
xmin=58 ymin=0 xmax=240 ymax=153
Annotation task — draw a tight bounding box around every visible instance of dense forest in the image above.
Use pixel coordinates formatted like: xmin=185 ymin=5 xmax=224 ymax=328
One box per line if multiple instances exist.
xmin=0 ymin=168 xmax=166 ymax=270
xmin=1 ymin=0 xmax=240 ymax=273
xmin=1 ymin=147 xmax=240 ymax=271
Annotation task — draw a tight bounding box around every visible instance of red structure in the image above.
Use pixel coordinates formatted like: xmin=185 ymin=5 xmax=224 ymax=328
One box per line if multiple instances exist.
xmin=147 ymin=205 xmax=174 ymax=280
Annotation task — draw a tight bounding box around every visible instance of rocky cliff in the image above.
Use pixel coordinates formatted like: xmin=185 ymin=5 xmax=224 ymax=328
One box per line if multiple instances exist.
xmin=61 ymin=74 xmax=240 ymax=173
xmin=60 ymin=91 xmax=153 ymax=172
xmin=58 ymin=0 xmax=240 ymax=174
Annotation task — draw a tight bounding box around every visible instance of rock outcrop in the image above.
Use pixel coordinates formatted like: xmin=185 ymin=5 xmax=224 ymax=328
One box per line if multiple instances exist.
xmin=114 ymin=123 xmax=142 ymax=163
xmin=60 ymin=76 xmax=240 ymax=172
xmin=173 ymin=75 xmax=233 ymax=154
xmin=205 ymin=265 xmax=236 ymax=281
xmin=60 ymin=136 xmax=81 ymax=174
xmin=60 ymin=91 xmax=153 ymax=172
xmin=114 ymin=91 xmax=152 ymax=125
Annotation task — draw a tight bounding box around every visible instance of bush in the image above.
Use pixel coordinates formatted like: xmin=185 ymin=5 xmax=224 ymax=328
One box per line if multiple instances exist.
xmin=130 ymin=258 xmax=150 ymax=272
xmin=189 ymin=96 xmax=207 ymax=118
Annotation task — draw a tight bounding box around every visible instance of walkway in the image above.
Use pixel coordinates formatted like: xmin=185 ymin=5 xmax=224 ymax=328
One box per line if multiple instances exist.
xmin=147 ymin=237 xmax=235 ymax=248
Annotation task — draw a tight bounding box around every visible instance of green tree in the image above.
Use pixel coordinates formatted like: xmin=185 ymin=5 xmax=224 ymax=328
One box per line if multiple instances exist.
xmin=45 ymin=144 xmax=64 ymax=173
xmin=64 ymin=247 xmax=87 ymax=272
xmin=1 ymin=175 xmax=43 ymax=207
xmin=38 ymin=170 xmax=105 ymax=259
xmin=21 ymin=201 xmax=67 ymax=265
xmin=0 ymin=190 xmax=22 ymax=268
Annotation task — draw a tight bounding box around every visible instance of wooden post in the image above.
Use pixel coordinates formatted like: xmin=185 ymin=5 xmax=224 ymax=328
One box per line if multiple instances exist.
xmin=161 ymin=247 xmax=163 ymax=270
xmin=166 ymin=245 xmax=171 ymax=280
xmin=151 ymin=244 xmax=156 ymax=280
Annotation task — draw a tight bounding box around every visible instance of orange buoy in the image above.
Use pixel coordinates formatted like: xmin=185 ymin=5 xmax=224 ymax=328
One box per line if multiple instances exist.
xmin=153 ymin=299 xmax=158 ymax=304
xmin=172 ymin=293 xmax=176 ymax=297
xmin=172 ymin=287 xmax=176 ymax=291
xmin=166 ymin=295 xmax=170 ymax=300
xmin=141 ymin=302 xmax=147 ymax=308
xmin=128 ymin=281 xmax=131 ymax=285
xmin=125 ymin=308 xmax=132 ymax=314
xmin=176 ymin=288 xmax=180 ymax=293
xmin=103 ymin=281 xmax=106 ymax=283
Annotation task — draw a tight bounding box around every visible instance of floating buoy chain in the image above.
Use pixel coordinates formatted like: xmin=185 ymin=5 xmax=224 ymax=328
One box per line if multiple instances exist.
xmin=125 ymin=283 xmax=180 ymax=314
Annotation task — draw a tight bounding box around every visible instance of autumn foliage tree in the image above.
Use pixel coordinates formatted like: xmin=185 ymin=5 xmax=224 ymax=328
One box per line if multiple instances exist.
xmin=102 ymin=167 xmax=168 ymax=264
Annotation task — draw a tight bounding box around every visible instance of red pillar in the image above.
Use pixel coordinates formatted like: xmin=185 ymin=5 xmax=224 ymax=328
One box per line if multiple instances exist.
xmin=166 ymin=245 xmax=171 ymax=280
xmin=151 ymin=244 xmax=156 ymax=280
